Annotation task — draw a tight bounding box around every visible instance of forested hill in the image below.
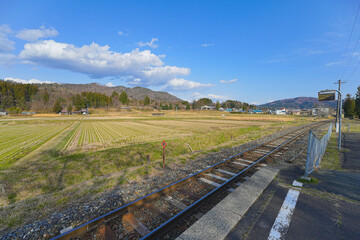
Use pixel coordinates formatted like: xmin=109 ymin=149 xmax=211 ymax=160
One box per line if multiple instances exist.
xmin=0 ymin=80 xmax=182 ymax=112
xmin=258 ymin=97 xmax=338 ymax=109
xmin=42 ymin=83 xmax=181 ymax=102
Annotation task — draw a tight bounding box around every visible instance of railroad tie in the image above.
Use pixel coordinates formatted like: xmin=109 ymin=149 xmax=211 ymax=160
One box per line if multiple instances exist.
xmin=122 ymin=213 xmax=150 ymax=237
xmin=144 ymin=203 xmax=171 ymax=221
xmin=98 ymin=224 xmax=117 ymax=240
xmin=206 ymin=173 xmax=229 ymax=181
xmin=232 ymin=161 xmax=249 ymax=167
xmin=199 ymin=178 xmax=221 ymax=187
xmin=216 ymin=168 xmax=236 ymax=176
xmin=165 ymin=196 xmax=188 ymax=210
xmin=238 ymin=158 xmax=254 ymax=164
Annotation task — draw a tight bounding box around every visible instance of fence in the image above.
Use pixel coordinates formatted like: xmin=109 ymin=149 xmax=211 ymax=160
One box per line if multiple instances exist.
xmin=304 ymin=123 xmax=333 ymax=177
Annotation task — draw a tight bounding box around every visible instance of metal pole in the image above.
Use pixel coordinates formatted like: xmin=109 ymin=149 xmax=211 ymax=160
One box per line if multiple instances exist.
xmin=339 ymin=94 xmax=342 ymax=150
xmin=304 ymin=130 xmax=312 ymax=177
xmin=335 ymin=80 xmax=340 ymax=132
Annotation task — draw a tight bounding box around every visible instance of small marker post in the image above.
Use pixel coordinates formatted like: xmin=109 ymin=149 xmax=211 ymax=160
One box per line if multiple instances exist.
xmin=162 ymin=140 xmax=167 ymax=168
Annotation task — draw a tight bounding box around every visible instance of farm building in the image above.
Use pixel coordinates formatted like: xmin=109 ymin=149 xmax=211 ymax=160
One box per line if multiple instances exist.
xmin=201 ymin=105 xmax=216 ymax=110
xmin=250 ymin=110 xmax=263 ymax=114
xmin=312 ymin=108 xmax=329 ymax=117
xmin=60 ymin=108 xmax=68 ymax=115
xmin=288 ymin=109 xmax=301 ymax=115
xmin=274 ymin=109 xmax=287 ymax=115
xmin=73 ymin=108 xmax=88 ymax=115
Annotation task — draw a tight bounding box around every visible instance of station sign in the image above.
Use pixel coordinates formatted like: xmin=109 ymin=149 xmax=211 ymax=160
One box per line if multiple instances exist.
xmin=318 ymin=91 xmax=335 ymax=101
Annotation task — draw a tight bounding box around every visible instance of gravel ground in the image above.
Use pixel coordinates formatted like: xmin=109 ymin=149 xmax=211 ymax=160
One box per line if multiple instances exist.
xmin=0 ymin=122 xmax=328 ymax=240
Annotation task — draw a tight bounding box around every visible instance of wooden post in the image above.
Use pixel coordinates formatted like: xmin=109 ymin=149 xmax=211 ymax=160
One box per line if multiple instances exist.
xmin=163 ymin=148 xmax=165 ymax=168
xmin=147 ymin=154 xmax=150 ymax=164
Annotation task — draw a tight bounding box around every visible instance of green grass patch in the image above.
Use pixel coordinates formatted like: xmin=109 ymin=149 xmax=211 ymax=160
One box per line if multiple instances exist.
xmin=320 ymin=135 xmax=342 ymax=170
xmin=297 ymin=177 xmax=319 ymax=184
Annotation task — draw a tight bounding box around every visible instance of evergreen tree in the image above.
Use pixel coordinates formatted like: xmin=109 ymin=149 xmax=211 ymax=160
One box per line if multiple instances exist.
xmin=169 ymin=103 xmax=173 ymax=110
xmin=68 ymin=104 xmax=73 ymax=114
xmin=53 ymin=99 xmax=62 ymax=113
xmin=186 ymin=103 xmax=191 ymax=110
xmin=144 ymin=96 xmax=150 ymax=105
xmin=355 ymin=86 xmax=360 ymax=118
xmin=111 ymin=91 xmax=119 ymax=98
xmin=216 ymin=101 xmax=220 ymax=110
xmin=43 ymin=91 xmax=49 ymax=104
xmin=119 ymin=91 xmax=129 ymax=105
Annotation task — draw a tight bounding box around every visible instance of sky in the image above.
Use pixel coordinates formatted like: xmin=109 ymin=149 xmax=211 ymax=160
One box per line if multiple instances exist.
xmin=0 ymin=0 xmax=360 ymax=104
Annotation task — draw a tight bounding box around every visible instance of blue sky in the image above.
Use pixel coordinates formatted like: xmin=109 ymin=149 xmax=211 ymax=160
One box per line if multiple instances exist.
xmin=0 ymin=0 xmax=359 ymax=104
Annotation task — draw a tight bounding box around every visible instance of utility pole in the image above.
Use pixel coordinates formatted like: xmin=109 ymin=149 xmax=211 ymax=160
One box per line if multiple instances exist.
xmin=334 ymin=79 xmax=346 ymax=132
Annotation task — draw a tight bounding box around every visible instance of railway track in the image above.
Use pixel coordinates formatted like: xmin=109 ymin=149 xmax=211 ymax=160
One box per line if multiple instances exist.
xmin=53 ymin=121 xmax=330 ymax=240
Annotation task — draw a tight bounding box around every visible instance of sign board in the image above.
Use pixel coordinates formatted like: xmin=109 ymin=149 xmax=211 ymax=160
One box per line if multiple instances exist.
xmin=162 ymin=140 xmax=167 ymax=148
xmin=318 ymin=91 xmax=335 ymax=101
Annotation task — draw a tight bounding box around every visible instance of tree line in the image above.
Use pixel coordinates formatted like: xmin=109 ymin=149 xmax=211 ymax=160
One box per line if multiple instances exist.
xmin=343 ymin=86 xmax=360 ymax=118
xmin=0 ymin=80 xmax=38 ymax=112
xmin=1 ymin=80 xmax=258 ymax=113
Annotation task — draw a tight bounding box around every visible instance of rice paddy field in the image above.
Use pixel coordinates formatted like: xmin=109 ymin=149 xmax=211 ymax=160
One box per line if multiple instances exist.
xmin=0 ymin=110 xmax=317 ymax=229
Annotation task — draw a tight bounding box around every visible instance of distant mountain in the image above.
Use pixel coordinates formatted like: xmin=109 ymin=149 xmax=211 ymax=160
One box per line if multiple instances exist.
xmin=38 ymin=83 xmax=182 ymax=102
xmin=258 ymin=97 xmax=338 ymax=109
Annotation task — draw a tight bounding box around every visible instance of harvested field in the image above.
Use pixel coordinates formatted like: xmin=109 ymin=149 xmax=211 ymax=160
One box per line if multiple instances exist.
xmin=0 ymin=112 xmax=315 ymax=234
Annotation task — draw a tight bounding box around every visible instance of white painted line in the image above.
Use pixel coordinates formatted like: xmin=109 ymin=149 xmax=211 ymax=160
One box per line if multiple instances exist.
xmin=268 ymin=180 xmax=303 ymax=240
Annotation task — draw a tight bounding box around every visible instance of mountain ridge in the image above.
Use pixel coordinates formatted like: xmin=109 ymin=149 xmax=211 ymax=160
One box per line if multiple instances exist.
xmin=258 ymin=96 xmax=338 ymax=109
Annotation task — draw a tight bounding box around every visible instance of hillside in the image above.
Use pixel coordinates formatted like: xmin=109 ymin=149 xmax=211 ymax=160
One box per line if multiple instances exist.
xmin=38 ymin=83 xmax=182 ymax=102
xmin=258 ymin=97 xmax=338 ymax=109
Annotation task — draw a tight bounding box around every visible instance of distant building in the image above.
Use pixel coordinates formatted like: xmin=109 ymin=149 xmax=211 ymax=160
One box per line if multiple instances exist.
xmin=21 ymin=111 xmax=35 ymax=115
xmin=274 ymin=109 xmax=287 ymax=115
xmin=60 ymin=108 xmax=68 ymax=115
xmin=200 ymin=105 xmax=216 ymax=110
xmin=288 ymin=109 xmax=301 ymax=115
xmin=251 ymin=110 xmax=263 ymax=114
xmin=0 ymin=111 xmax=8 ymax=116
xmin=312 ymin=108 xmax=329 ymax=117
xmin=73 ymin=108 xmax=88 ymax=115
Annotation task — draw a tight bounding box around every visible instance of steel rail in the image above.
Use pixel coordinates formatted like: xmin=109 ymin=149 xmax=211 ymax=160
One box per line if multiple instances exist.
xmin=52 ymin=121 xmax=330 ymax=240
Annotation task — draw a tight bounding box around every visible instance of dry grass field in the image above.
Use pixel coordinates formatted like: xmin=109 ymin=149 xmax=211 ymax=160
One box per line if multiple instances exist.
xmin=0 ymin=110 xmax=316 ymax=229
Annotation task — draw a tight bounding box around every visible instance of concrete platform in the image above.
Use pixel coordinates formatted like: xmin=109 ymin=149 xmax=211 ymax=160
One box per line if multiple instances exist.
xmin=176 ymin=166 xmax=279 ymax=240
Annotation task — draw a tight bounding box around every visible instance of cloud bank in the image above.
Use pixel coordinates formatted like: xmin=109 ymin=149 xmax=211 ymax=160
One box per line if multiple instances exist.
xmin=16 ymin=26 xmax=58 ymax=41
xmin=219 ymin=78 xmax=237 ymax=84
xmin=19 ymin=40 xmax=191 ymax=86
xmin=4 ymin=77 xmax=53 ymax=84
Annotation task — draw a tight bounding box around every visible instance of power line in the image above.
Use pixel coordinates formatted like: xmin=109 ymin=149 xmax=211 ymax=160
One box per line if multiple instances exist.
xmin=341 ymin=31 xmax=360 ymax=78
xmin=336 ymin=3 xmax=360 ymax=79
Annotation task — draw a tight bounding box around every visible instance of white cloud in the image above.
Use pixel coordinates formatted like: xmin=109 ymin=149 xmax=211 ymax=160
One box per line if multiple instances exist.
xmin=208 ymin=94 xmax=227 ymax=100
xmin=138 ymin=38 xmax=159 ymax=49
xmin=19 ymin=40 xmax=189 ymax=86
xmin=0 ymin=53 xmax=17 ymax=65
xmin=326 ymin=61 xmax=342 ymax=66
xmin=118 ymin=30 xmax=124 ymax=36
xmin=0 ymin=24 xmax=15 ymax=53
xmin=105 ymin=82 xmax=115 ymax=87
xmin=16 ymin=26 xmax=58 ymax=41
xmin=267 ymin=100 xmax=275 ymax=103
xmin=219 ymin=78 xmax=237 ymax=84
xmin=4 ymin=77 xmax=53 ymax=84
xmin=191 ymin=92 xmax=227 ymax=101
xmin=201 ymin=43 xmax=214 ymax=47
xmin=164 ymin=78 xmax=214 ymax=91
